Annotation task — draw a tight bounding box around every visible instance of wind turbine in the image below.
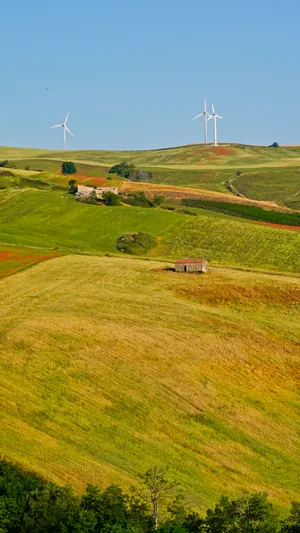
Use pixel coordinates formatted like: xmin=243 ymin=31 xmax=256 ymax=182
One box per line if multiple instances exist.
xmin=208 ymin=104 xmax=223 ymax=146
xmin=192 ymin=98 xmax=211 ymax=144
xmin=50 ymin=112 xmax=74 ymax=150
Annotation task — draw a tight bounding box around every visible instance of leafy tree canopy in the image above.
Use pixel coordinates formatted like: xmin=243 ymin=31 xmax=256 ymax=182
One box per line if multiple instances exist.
xmin=108 ymin=161 xmax=136 ymax=179
xmin=62 ymin=161 xmax=77 ymax=175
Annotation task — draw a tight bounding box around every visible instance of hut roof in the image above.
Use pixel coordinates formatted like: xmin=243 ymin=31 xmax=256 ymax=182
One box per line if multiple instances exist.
xmin=176 ymin=259 xmax=206 ymax=264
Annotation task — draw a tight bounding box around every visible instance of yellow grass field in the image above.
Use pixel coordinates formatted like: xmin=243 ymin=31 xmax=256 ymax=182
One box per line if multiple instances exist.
xmin=0 ymin=255 xmax=299 ymax=510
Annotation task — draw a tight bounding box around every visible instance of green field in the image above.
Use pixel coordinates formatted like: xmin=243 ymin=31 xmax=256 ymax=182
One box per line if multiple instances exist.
xmin=0 ymin=255 xmax=299 ymax=509
xmin=231 ymin=168 xmax=300 ymax=209
xmin=0 ymin=189 xmax=300 ymax=271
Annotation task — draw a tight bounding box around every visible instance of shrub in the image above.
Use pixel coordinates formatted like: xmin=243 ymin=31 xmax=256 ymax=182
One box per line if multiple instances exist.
xmin=109 ymin=161 xmax=135 ymax=178
xmin=121 ymin=192 xmax=153 ymax=208
xmin=152 ymin=195 xmax=165 ymax=206
xmin=269 ymin=142 xmax=279 ymax=148
xmin=102 ymin=192 xmax=120 ymax=206
xmin=61 ymin=162 xmax=77 ymax=175
xmin=68 ymin=179 xmax=77 ymax=193
xmin=116 ymin=232 xmax=157 ymax=255
xmin=0 ymin=160 xmax=17 ymax=168
xmin=0 ymin=170 xmax=14 ymax=177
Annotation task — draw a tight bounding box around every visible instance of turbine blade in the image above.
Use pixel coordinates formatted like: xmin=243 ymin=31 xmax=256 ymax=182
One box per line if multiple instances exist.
xmin=64 ymin=111 xmax=70 ymax=124
xmin=207 ymin=115 xmax=212 ymax=121
xmin=204 ymin=98 xmax=207 ymax=111
xmin=65 ymin=126 xmax=74 ymax=136
xmin=50 ymin=124 xmax=62 ymax=128
xmin=212 ymin=104 xmax=215 ymax=114
xmin=192 ymin=113 xmax=203 ymax=120
xmin=216 ymin=115 xmax=224 ymax=119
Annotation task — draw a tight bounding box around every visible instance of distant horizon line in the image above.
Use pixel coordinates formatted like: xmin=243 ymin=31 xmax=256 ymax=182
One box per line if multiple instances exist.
xmin=1 ymin=142 xmax=300 ymax=153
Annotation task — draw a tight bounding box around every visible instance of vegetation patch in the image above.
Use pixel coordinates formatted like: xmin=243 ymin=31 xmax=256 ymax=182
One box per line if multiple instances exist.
xmin=116 ymin=232 xmax=157 ymax=254
xmin=181 ymin=198 xmax=300 ymax=226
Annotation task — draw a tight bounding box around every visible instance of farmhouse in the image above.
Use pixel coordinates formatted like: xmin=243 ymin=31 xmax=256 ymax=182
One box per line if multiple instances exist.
xmin=175 ymin=259 xmax=207 ymax=273
xmin=76 ymin=184 xmax=119 ymax=198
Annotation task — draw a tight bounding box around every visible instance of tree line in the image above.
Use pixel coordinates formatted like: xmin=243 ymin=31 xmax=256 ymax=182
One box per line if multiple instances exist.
xmin=0 ymin=461 xmax=299 ymax=532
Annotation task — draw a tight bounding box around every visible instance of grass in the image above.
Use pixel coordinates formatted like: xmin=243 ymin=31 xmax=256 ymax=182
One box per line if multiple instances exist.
xmin=0 ymin=189 xmax=300 ymax=272
xmin=2 ymin=144 xmax=300 ymax=209
xmin=0 ymin=255 xmax=299 ymax=510
xmin=232 ymin=168 xmax=300 ymax=209
xmin=180 ymin=198 xmax=300 ymax=226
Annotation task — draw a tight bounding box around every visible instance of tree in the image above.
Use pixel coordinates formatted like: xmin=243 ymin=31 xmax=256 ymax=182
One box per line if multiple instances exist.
xmin=152 ymin=196 xmax=165 ymax=206
xmin=204 ymin=493 xmax=280 ymax=533
xmin=108 ymin=161 xmax=136 ymax=179
xmin=141 ymin=468 xmax=180 ymax=530
xmin=269 ymin=142 xmax=279 ymax=148
xmin=68 ymin=179 xmax=77 ymax=193
xmin=102 ymin=191 xmax=120 ymax=206
xmin=62 ymin=162 xmax=77 ymax=175
xmin=282 ymin=502 xmax=300 ymax=532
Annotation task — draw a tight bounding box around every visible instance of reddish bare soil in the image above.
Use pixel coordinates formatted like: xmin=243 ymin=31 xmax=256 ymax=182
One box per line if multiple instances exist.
xmin=255 ymin=221 xmax=300 ymax=231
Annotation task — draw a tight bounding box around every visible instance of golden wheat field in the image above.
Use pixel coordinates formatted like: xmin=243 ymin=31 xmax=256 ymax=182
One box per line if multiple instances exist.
xmin=0 ymin=255 xmax=299 ymax=510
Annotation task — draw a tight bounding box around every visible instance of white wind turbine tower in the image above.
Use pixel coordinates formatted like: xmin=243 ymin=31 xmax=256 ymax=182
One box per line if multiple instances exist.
xmin=208 ymin=104 xmax=223 ymax=146
xmin=192 ymin=98 xmax=211 ymax=144
xmin=50 ymin=112 xmax=74 ymax=150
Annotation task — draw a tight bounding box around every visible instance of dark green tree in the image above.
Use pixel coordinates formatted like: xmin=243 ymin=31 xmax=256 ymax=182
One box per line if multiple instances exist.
xmin=108 ymin=161 xmax=136 ymax=179
xmin=68 ymin=179 xmax=77 ymax=193
xmin=282 ymin=502 xmax=300 ymax=532
xmin=62 ymin=162 xmax=77 ymax=175
xmin=205 ymin=493 xmax=279 ymax=533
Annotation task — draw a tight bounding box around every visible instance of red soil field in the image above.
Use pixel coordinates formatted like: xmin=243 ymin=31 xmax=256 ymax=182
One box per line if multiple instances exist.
xmin=0 ymin=249 xmax=60 ymax=280
xmin=255 ymin=221 xmax=300 ymax=231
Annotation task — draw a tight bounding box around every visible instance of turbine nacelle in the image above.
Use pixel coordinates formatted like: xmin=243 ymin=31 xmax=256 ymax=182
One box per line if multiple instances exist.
xmin=50 ymin=112 xmax=74 ymax=150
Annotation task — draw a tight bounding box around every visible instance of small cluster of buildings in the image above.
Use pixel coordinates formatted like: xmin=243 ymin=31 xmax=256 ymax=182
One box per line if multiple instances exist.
xmin=76 ymin=184 xmax=119 ymax=199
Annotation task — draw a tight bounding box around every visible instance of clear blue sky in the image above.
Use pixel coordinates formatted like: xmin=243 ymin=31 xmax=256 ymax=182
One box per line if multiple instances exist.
xmin=1 ymin=0 xmax=299 ymax=150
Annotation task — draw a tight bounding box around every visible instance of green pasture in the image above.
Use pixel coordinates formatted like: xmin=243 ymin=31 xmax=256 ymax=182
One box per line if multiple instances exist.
xmin=0 ymin=189 xmax=299 ymax=272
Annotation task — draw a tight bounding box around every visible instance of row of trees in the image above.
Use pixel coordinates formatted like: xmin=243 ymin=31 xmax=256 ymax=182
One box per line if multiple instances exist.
xmin=0 ymin=461 xmax=299 ymax=533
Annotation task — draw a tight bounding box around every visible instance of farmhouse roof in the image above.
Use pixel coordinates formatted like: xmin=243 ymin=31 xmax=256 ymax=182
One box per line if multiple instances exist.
xmin=176 ymin=259 xmax=206 ymax=263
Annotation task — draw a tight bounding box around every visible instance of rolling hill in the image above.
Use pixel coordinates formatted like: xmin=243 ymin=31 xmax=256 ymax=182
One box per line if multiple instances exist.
xmin=0 ymin=189 xmax=300 ymax=272
xmin=2 ymin=143 xmax=300 ymax=206
xmin=0 ymin=255 xmax=299 ymax=510
xmin=0 ymin=143 xmax=300 ymax=512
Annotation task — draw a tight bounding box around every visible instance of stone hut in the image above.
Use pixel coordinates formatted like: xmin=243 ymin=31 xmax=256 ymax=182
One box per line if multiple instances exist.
xmin=175 ymin=259 xmax=207 ymax=273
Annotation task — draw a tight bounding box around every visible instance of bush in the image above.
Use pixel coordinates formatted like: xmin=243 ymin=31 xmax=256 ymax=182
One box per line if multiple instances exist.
xmin=121 ymin=192 xmax=153 ymax=208
xmin=116 ymin=232 xmax=157 ymax=255
xmin=0 ymin=170 xmax=14 ymax=177
xmin=68 ymin=179 xmax=77 ymax=193
xmin=109 ymin=161 xmax=135 ymax=178
xmin=61 ymin=162 xmax=77 ymax=175
xmin=152 ymin=195 xmax=165 ymax=206
xmin=269 ymin=142 xmax=279 ymax=148
xmin=129 ymin=170 xmax=153 ymax=182
xmin=102 ymin=192 xmax=120 ymax=206
xmin=0 ymin=160 xmax=17 ymax=168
